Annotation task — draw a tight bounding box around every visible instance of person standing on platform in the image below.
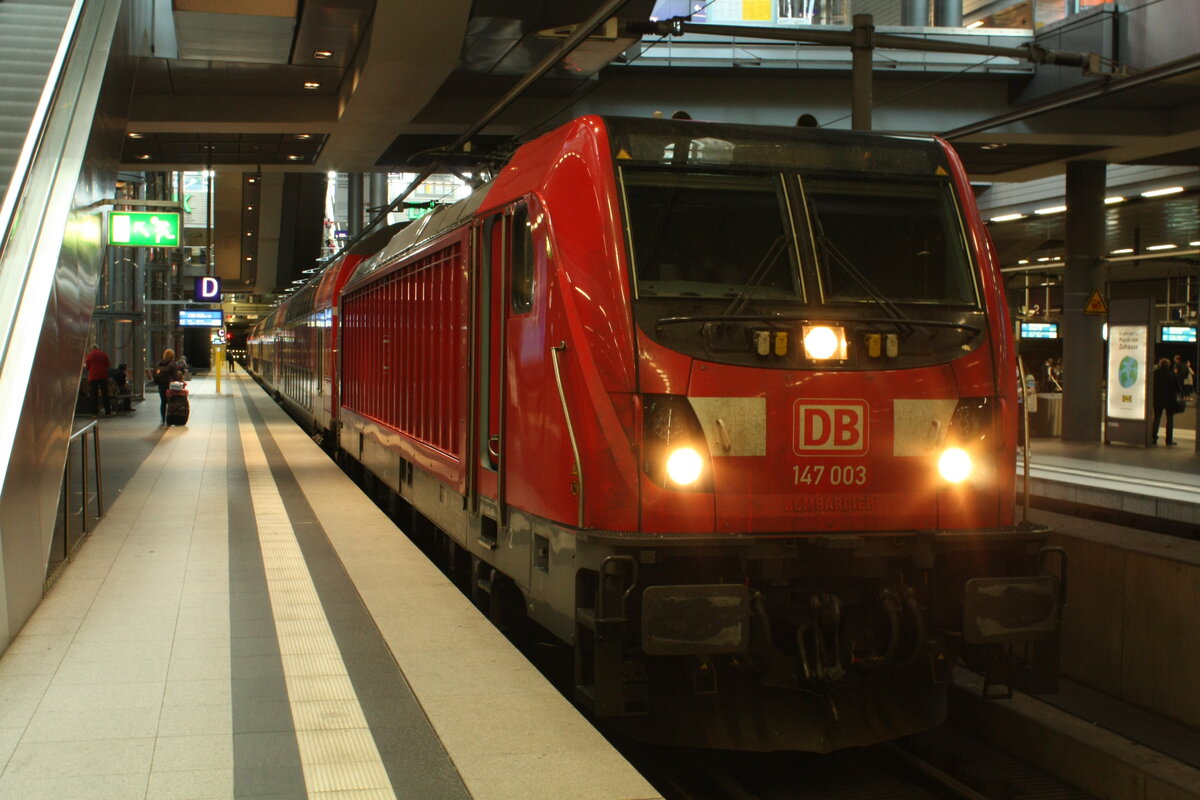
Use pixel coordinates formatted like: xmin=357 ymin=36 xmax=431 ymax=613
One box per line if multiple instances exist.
xmin=83 ymin=344 xmax=112 ymax=417
xmin=1151 ymin=357 xmax=1183 ymax=446
xmin=226 ymin=345 xmax=235 ymax=374
xmin=153 ymin=348 xmax=181 ymax=425
xmin=1184 ymin=359 xmax=1195 ymax=400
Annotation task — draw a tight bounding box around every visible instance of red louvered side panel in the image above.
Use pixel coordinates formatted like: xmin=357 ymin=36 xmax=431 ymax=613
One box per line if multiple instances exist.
xmin=341 ymin=240 xmax=466 ymax=461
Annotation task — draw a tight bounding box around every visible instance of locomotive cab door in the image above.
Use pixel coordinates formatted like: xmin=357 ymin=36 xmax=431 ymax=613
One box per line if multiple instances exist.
xmin=472 ymin=203 xmax=534 ymax=538
xmin=473 ymin=211 xmax=508 ymax=528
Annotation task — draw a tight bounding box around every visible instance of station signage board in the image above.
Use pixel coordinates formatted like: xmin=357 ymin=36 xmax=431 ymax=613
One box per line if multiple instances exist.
xmin=179 ymin=309 xmax=223 ymax=327
xmin=1161 ymin=325 xmax=1197 ymax=343
xmin=108 ymin=211 xmax=180 ymax=247
xmin=1019 ymin=322 xmax=1058 ymax=339
xmin=195 ymin=276 xmax=222 ymax=302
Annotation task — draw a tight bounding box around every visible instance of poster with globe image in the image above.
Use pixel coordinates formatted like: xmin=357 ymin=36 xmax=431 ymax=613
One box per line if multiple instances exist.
xmin=1106 ymin=325 xmax=1148 ymax=420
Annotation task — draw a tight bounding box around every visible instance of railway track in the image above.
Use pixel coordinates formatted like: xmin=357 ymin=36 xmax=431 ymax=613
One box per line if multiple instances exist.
xmin=617 ymin=724 xmax=1096 ymax=800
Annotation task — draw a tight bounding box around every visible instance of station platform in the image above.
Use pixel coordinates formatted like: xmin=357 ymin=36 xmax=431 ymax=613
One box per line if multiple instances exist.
xmin=0 ymin=371 xmax=662 ymax=800
xmin=1020 ymin=409 xmax=1200 ymax=531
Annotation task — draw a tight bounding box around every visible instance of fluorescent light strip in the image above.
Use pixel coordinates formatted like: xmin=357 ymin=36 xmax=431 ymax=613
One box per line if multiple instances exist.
xmin=1104 ymin=196 xmax=1125 ymax=204
xmin=1147 ymin=244 xmax=1177 ymax=250
xmin=1034 ymin=205 xmax=1067 ymax=215
xmin=990 ymin=213 xmax=1026 ymax=223
xmin=1110 ymin=248 xmax=1134 ymax=255
xmin=1141 ymin=186 xmax=1183 ymax=198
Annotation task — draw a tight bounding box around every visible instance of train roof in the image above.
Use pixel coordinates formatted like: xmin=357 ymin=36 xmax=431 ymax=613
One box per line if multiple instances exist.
xmin=340 ymin=115 xmax=957 ymax=293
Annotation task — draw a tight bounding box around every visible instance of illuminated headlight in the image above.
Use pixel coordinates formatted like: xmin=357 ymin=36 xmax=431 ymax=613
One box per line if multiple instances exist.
xmin=666 ymin=447 xmax=703 ymax=486
xmin=937 ymin=447 xmax=974 ymax=483
xmin=802 ymin=325 xmax=847 ymax=360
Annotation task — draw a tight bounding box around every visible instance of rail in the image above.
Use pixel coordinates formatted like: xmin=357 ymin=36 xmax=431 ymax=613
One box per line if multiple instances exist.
xmin=61 ymin=420 xmax=104 ymax=559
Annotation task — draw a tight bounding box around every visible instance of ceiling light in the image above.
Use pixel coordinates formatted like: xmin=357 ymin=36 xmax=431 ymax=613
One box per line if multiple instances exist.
xmin=1141 ymin=186 xmax=1183 ymax=198
xmin=247 ymin=177 xmax=257 ymax=183
xmin=990 ymin=213 xmax=1025 ymax=222
xmin=287 ymin=154 xmax=302 ymax=161
xmin=313 ymin=49 xmax=333 ymax=59
xmin=127 ymin=132 xmax=143 ymax=139
xmin=303 ymin=81 xmax=321 ymax=90
xmin=246 ymin=257 xmax=254 ymax=262
xmin=295 ymin=134 xmax=312 ymax=140
xmin=1104 ymin=196 xmax=1125 ymax=204
xmin=1034 ymin=205 xmax=1067 ymax=215
xmin=964 ymin=20 xmax=985 ymax=30
xmin=136 ymin=154 xmax=151 ymax=160
xmin=980 ymin=142 xmax=1006 ymax=150
xmin=1036 ymin=257 xmax=1050 ymax=262
xmin=1147 ymin=244 xmax=1177 ymax=250
xmin=1018 ymin=259 xmax=1029 ymax=265
xmin=1190 ymin=241 xmax=1200 ymax=247
xmin=1110 ymin=248 xmax=1134 ymax=254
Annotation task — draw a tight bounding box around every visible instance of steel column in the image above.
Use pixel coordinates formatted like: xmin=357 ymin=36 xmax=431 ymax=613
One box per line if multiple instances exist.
xmin=934 ymin=0 xmax=963 ymax=27
xmin=347 ymin=173 xmax=363 ymax=237
xmin=852 ymin=15 xmax=874 ymax=131
xmin=1061 ymin=160 xmax=1106 ymax=442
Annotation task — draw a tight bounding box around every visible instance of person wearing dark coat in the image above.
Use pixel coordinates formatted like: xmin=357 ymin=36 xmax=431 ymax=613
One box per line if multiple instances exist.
xmin=153 ymin=348 xmax=181 ymax=425
xmin=1152 ymin=357 xmax=1183 ymax=446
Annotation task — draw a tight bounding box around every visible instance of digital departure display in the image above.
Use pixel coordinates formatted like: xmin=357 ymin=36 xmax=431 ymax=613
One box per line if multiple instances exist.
xmin=1162 ymin=325 xmax=1197 ymax=343
xmin=1020 ymin=322 xmax=1058 ymax=339
xmin=179 ymin=309 xmax=223 ymax=327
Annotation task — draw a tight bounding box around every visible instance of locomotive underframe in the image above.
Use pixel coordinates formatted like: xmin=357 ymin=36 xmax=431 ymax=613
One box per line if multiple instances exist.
xmin=335 ymin=409 xmax=1060 ymax=751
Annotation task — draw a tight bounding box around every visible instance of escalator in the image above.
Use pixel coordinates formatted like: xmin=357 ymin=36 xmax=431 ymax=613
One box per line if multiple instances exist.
xmin=0 ymin=0 xmax=73 ymax=204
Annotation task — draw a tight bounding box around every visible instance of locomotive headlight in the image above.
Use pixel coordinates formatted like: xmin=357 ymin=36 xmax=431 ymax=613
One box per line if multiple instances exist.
xmin=937 ymin=447 xmax=974 ymax=483
xmin=666 ymin=447 xmax=704 ymax=486
xmin=802 ymin=325 xmax=847 ymax=361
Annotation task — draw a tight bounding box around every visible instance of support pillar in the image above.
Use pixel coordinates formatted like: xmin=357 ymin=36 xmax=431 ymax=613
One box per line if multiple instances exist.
xmin=1061 ymin=160 xmax=1106 ymax=442
xmin=368 ymin=173 xmax=388 ymax=226
xmin=851 ymin=15 xmax=874 ymax=131
xmin=903 ymin=0 xmax=930 ymax=27
xmin=347 ymin=173 xmax=363 ymax=237
xmin=933 ymin=0 xmax=963 ymax=27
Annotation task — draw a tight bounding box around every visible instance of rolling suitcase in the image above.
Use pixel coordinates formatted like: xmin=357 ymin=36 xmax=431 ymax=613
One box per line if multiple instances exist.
xmin=165 ymin=386 xmax=189 ymax=426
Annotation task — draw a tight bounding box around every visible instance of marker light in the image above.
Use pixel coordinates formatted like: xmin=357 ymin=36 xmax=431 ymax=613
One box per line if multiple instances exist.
xmin=666 ymin=447 xmax=703 ymax=486
xmin=802 ymin=325 xmax=846 ymax=360
xmin=937 ymin=447 xmax=974 ymax=483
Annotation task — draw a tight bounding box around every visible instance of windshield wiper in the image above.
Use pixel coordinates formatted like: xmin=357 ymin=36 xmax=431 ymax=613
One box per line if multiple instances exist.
xmin=722 ymin=233 xmax=788 ymax=317
xmin=814 ymin=234 xmax=914 ymax=335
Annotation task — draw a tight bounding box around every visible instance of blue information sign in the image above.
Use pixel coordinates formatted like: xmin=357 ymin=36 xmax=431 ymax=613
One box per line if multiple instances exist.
xmin=179 ymin=309 xmax=223 ymax=327
xmin=1020 ymin=322 xmax=1058 ymax=339
xmin=1162 ymin=325 xmax=1197 ymax=343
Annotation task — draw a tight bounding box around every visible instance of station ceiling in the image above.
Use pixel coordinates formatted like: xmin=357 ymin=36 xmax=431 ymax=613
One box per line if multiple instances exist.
xmin=126 ymin=0 xmax=1200 ymax=277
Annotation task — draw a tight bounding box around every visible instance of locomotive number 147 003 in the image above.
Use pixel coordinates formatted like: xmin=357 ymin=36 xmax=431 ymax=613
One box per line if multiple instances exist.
xmin=793 ymin=464 xmax=868 ymax=486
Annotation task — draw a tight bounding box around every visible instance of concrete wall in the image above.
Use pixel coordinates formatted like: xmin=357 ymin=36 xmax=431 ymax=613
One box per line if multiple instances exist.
xmin=1050 ymin=515 xmax=1200 ymax=731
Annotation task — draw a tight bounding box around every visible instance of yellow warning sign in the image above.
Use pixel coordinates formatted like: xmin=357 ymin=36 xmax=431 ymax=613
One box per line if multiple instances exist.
xmin=616 ymin=148 xmax=631 ymax=160
xmin=1084 ymin=289 xmax=1108 ymax=315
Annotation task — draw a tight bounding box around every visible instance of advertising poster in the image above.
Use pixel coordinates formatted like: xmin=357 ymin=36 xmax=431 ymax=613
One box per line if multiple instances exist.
xmin=1106 ymin=324 xmax=1147 ymax=420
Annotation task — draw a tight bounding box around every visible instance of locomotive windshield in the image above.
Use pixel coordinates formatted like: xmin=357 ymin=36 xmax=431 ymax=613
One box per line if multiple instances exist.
xmin=622 ymin=170 xmax=800 ymax=301
xmin=806 ymin=177 xmax=976 ymax=306
xmin=611 ymin=118 xmax=986 ymax=369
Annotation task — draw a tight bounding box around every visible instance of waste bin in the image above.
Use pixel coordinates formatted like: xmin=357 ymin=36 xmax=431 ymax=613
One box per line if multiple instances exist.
xmin=1030 ymin=392 xmax=1062 ymax=437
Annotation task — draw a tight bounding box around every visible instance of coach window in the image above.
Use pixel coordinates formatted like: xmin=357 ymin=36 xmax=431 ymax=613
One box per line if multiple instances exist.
xmin=511 ymin=204 xmax=534 ymax=313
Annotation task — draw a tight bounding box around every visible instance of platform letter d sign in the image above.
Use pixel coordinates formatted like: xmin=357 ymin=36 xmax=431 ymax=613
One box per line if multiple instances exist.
xmin=196 ymin=276 xmax=222 ymax=302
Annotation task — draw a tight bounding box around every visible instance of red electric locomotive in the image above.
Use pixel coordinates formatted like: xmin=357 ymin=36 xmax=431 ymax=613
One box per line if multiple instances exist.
xmin=251 ymin=115 xmax=1061 ymax=752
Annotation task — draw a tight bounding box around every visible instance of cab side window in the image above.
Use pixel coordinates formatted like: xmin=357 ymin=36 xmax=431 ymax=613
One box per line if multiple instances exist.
xmin=511 ymin=205 xmax=534 ymax=314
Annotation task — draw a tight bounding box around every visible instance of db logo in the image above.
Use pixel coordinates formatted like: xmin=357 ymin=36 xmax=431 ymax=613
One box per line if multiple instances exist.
xmin=793 ymin=400 xmax=868 ymax=455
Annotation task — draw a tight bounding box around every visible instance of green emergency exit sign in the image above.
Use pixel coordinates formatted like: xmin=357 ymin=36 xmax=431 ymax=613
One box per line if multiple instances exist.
xmin=108 ymin=211 xmax=180 ymax=246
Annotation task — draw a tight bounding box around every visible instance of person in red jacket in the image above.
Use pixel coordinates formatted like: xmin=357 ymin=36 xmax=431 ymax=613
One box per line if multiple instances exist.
xmin=83 ymin=344 xmax=112 ymax=417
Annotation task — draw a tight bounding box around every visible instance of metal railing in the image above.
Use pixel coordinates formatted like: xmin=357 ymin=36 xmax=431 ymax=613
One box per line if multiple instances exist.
xmin=61 ymin=420 xmax=104 ymax=559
